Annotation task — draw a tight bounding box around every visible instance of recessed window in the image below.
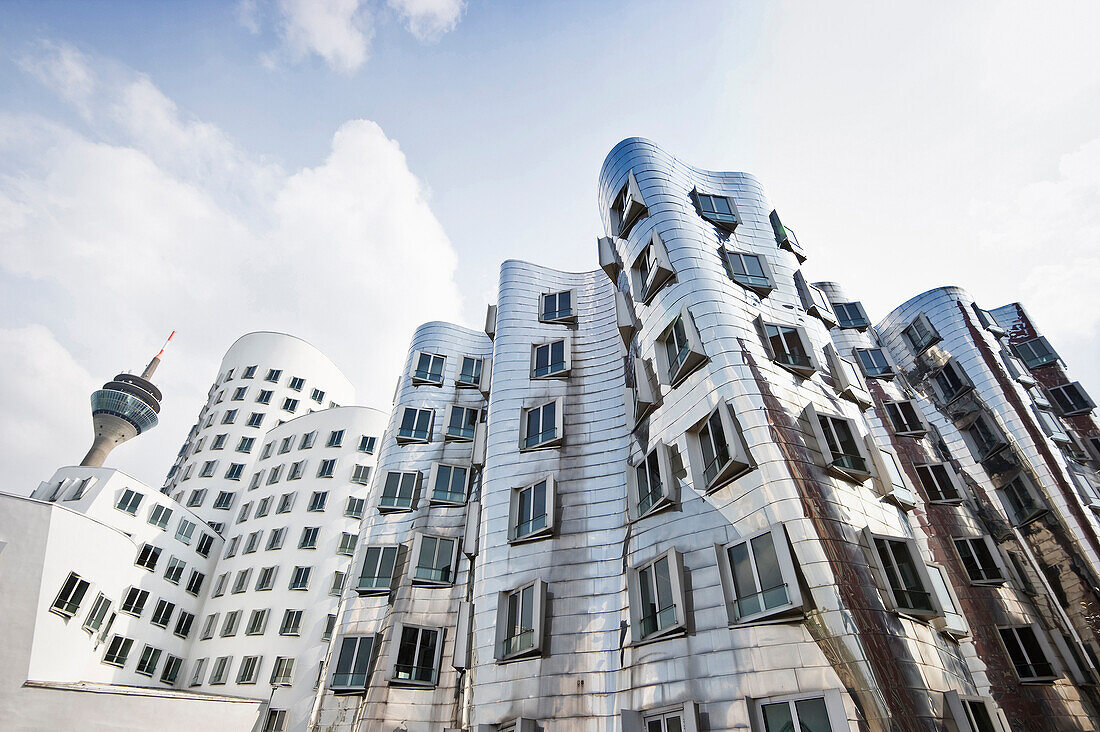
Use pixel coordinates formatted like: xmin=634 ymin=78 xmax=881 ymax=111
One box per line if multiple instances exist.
xmin=317 ymin=458 xmax=337 ymax=478
xmin=299 ymin=526 xmax=320 ymax=549
xmin=280 ymin=609 xmax=303 ymax=636
xmin=311 ymin=388 xmax=325 ymax=403
xmin=656 ymin=310 xmax=707 ymax=386
xmin=904 ymin=313 xmax=940 ymax=353
xmin=185 ymin=570 xmax=205 ymax=596
xmin=609 ymin=170 xmax=647 ymax=238
xmin=255 ymin=566 xmax=277 ymax=591
xmin=237 ymin=655 xmax=262 ymax=685
xmin=933 ymin=360 xmax=971 ymax=403
xmin=276 ymin=492 xmax=296 ymax=513
xmin=160 ymin=656 xmax=183 ymax=685
xmin=246 ymin=609 xmax=269 ymax=635
xmin=999 ymin=472 xmax=1046 ymax=525
xmin=282 ymin=398 xmax=298 ymax=413
xmin=753 ymin=693 xmax=845 ymax=732
xmin=337 ymin=532 xmax=357 ymax=556
xmin=495 ymin=580 xmax=547 ymax=661
xmin=966 ymin=415 xmax=1007 ymax=462
xmin=135 ymin=543 xmax=162 ymax=571
xmin=199 ymin=461 xmax=217 ymax=478
xmin=998 ymin=625 xmax=1058 ymax=682
xmin=717 ymin=524 xmax=802 ymax=624
xmin=954 ymin=535 xmax=1006 ymax=585
xmin=539 ymin=290 xmax=574 ymax=324
xmin=350 ymin=464 xmax=371 ymax=485
xmin=270 ymin=657 xmax=295 ymax=686
xmin=358 ymin=435 xmax=377 ymax=453
xmin=120 ymin=587 xmax=149 ymax=616
xmin=356 ymin=546 xmax=399 ymax=594
xmin=759 ymin=320 xmax=816 ymax=377
xmin=211 ymin=433 xmax=227 ymax=450
xmin=187 ymin=488 xmax=207 ymax=507
xmin=627 ymin=442 xmax=676 ymax=520
xmin=807 ymin=406 xmax=870 ymax=480
xmin=410 ymin=534 xmax=459 ymax=586
xmin=686 ymin=403 xmax=752 ymax=493
xmin=242 ymin=365 xmax=257 ymax=379
xmin=288 ymin=376 xmax=305 ymax=391
xmin=116 ymin=489 xmax=143 ymax=515
xmin=345 ymin=497 xmax=366 ymax=519
xmin=288 ymin=566 xmax=312 ymax=591
xmin=214 ymin=489 xmax=236 ymax=508
xmin=189 ymin=658 xmax=207 ymax=686
xmin=864 ymin=530 xmax=938 ymax=617
xmin=445 ymin=405 xmax=480 ymax=441
xmin=396 ymin=407 xmax=434 ymax=444
xmin=220 ymin=610 xmax=241 ymax=637
xmin=265 ymin=369 xmax=282 ymax=383
xmin=914 ymin=463 xmax=963 ymax=503
xmin=102 ymin=635 xmax=134 ymax=667
xmin=531 ymin=338 xmax=570 ymax=379
xmin=943 ymin=692 xmax=1005 ymax=732
xmin=330 ymin=571 xmax=347 ymax=596
xmin=693 ymin=189 xmax=739 ymax=230
xmin=631 ymin=231 xmax=675 ymax=303
xmin=722 ymin=248 xmax=776 ymax=295
xmin=307 ymin=491 xmax=328 ymax=511
xmin=883 ymin=400 xmax=927 ymax=437
xmin=380 ymin=470 xmax=419 ymax=512
xmin=225 ymin=535 xmax=241 ymax=556
xmin=411 ymin=351 xmax=446 ymax=386
xmin=927 ymin=565 xmax=969 ymax=639
xmin=509 ymin=476 xmax=555 ymax=542
xmin=520 ymin=399 xmax=563 ymax=450
xmin=287 ymin=461 xmax=305 ymax=480
xmin=1048 ymin=382 xmax=1095 ymax=416
xmin=221 ymin=409 xmax=238 ymax=424
xmin=834 ymin=301 xmax=870 ymax=329
xmin=266 ymin=467 xmax=283 ymax=486
xmin=175 ymin=518 xmax=196 ymax=545
xmin=629 ymin=549 xmax=687 ymax=643
xmin=208 ymin=656 xmax=232 ymax=684
xmin=456 ymin=356 xmax=484 ymax=388
xmin=211 ymin=573 xmax=228 ymax=598
xmin=631 ymin=357 xmax=659 ymax=425
xmin=51 ymin=572 xmax=90 ymax=617
xmin=1013 ymin=337 xmax=1058 ymax=368
xmin=430 ymin=463 xmax=469 ymax=505
xmin=390 ymin=624 xmax=442 ymax=687
xmin=331 ymin=635 xmax=376 ymax=692
xmin=257 ymin=390 xmax=273 ymax=405
xmin=266 ymin=527 xmax=287 ymax=550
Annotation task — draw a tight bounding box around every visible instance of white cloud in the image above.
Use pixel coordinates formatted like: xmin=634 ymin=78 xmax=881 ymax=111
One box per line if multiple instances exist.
xmin=277 ymin=0 xmax=373 ymax=73
xmin=388 ymin=0 xmax=465 ymax=41
xmin=0 ymin=42 xmax=464 ymax=489
xmin=17 ymin=40 xmax=98 ymax=116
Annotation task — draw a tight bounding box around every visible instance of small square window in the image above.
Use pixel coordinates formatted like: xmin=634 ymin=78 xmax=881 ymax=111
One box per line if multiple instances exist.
xmin=266 ymin=527 xmax=287 ymax=550
xmin=135 ymin=543 xmax=162 ymax=571
xmin=429 ymin=463 xmax=469 ymax=505
xmin=237 ymin=655 xmax=262 ymax=684
xmin=120 ymin=587 xmax=149 ymax=616
xmin=356 ymin=545 xmax=399 ymax=594
xmin=280 ymin=609 xmax=304 ymax=635
xmin=308 ymin=491 xmax=328 ymax=511
xmin=211 ymin=433 xmax=227 ymax=450
xmin=270 ymin=657 xmax=295 ymax=686
xmin=282 ymin=398 xmax=299 ymax=413
xmin=531 ymin=338 xmax=570 ymax=379
xmin=175 ymin=518 xmax=196 ymax=545
xmin=213 ymin=489 xmax=236 ymax=508
xmin=380 ymin=470 xmax=419 ymax=512
xmin=277 ymin=492 xmax=296 ymax=513
xmin=185 ymin=570 xmax=205 ymax=595
xmin=628 ymin=548 xmax=687 ymax=643
xmin=933 ymin=360 xmax=971 ymax=403
xmin=317 ymin=458 xmax=337 ymax=478
xmin=965 ymin=415 xmax=1008 ymax=462
xmin=494 ymin=579 xmax=547 ymax=661
xmin=209 ymin=655 xmax=232 ymax=685
xmin=148 ymin=504 xmax=173 ymax=529
xmin=357 ymin=435 xmax=377 ymax=453
xmin=345 ymin=496 xmax=366 ymax=519
xmin=904 ymin=313 xmax=941 ymax=353
xmin=116 ymin=489 xmax=143 ymax=515
xmin=520 ymin=399 xmax=563 ymax=450
xmin=288 ymin=376 xmax=305 ymax=391
xmin=242 ymin=365 xmax=257 ymax=379
xmin=299 ymin=526 xmax=320 ymax=549
xmin=337 ymin=532 xmax=357 ymax=556
xmin=631 ymin=230 xmax=675 ymax=304
xmin=351 ymin=465 xmax=372 ymax=485
xmin=150 ymin=599 xmax=175 ymax=628
xmin=102 ymin=635 xmax=134 ymax=667
xmin=509 ymin=476 xmax=555 ymax=542
xmin=160 ymin=655 xmax=183 ymax=685
xmin=855 ymin=348 xmax=894 ymax=379
xmin=265 ymin=369 xmax=282 ymax=383
xmin=445 ymin=405 xmax=480 ymax=441
xmin=221 ymin=409 xmax=238 ymax=424
xmin=246 ymin=609 xmax=269 ymax=635
xmin=410 ymin=534 xmax=459 ymax=586
xmin=883 ymin=400 xmax=927 ymax=437
xmin=723 ymin=249 xmax=773 ymax=295
xmin=396 ymin=407 xmax=433 ymax=444
xmin=540 ymin=290 xmax=574 ymax=324
xmin=311 ymin=388 xmax=325 ymax=403
xmin=232 ymin=386 xmax=247 ymax=401
xmin=255 ymin=498 xmax=272 ymax=519
xmin=257 ymin=390 xmax=273 ymax=404
xmin=693 ymin=189 xmax=739 ymax=230
xmin=759 ymin=319 xmax=816 ymax=377
xmin=220 ymin=610 xmax=241 ymax=636
xmin=411 ymin=351 xmax=446 ymax=386
xmin=288 ymin=566 xmax=312 ymax=591
xmin=834 ymin=301 xmax=870 ymax=330
xmin=794 ymin=273 xmax=836 ymax=326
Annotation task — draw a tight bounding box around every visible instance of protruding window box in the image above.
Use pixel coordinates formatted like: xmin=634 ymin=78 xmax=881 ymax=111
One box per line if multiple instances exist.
xmin=723 ymin=249 xmax=774 ymax=297
xmin=485 ymin=304 xmax=497 ymax=339
xmin=627 ymin=442 xmax=678 ymax=521
xmin=953 ymin=535 xmax=1007 ymax=586
xmin=932 ymin=359 xmax=973 ymax=406
xmin=805 ymin=404 xmax=871 ymax=482
xmin=628 ymin=548 xmax=688 ymax=645
xmin=611 ymin=170 xmax=648 ymax=238
xmin=758 ymin=318 xmax=816 ymax=378
xmin=998 ymin=471 xmax=1048 ymax=526
xmin=656 ymin=309 xmax=708 ymax=387
xmin=904 ymin=313 xmax=941 ymax=354
xmin=494 ymin=580 xmax=547 ymax=662
xmin=330 ymin=635 xmax=376 ymax=693
xmin=531 ymin=337 xmax=571 ymax=379
xmin=428 ymin=462 xmax=470 ymax=506
xmin=825 ymin=344 xmax=872 ymax=409
xmin=1013 ymin=336 xmax=1059 ymax=369
xmin=355 ymin=546 xmax=400 ymax=596
xmin=409 ymin=534 xmax=459 ymax=587
xmin=396 ymin=407 xmax=433 ymax=444
xmin=883 ymin=399 xmax=928 ymax=437
xmin=378 ymin=471 xmax=419 ymax=513
xmin=795 ymin=273 xmax=837 ymax=326
xmin=770 ymin=209 xmax=807 ymax=262
xmin=444 ymin=405 xmax=480 ymax=442
xmin=928 ymin=565 xmax=970 ymax=640
xmin=834 ymin=301 xmax=870 ymax=330
xmin=539 ymin=290 xmax=575 ymax=325
xmin=716 ymin=525 xmax=803 ymax=625
xmin=966 ymin=415 xmax=1010 ymax=464
xmin=685 ymin=403 xmax=752 ymax=493
xmin=509 ymin=476 xmax=555 ymax=543
xmin=868 ymin=439 xmax=918 ymax=509
xmin=854 ymin=348 xmax=895 ymax=380
xmin=997 ymin=625 xmax=1062 ymax=683
xmin=862 ymin=529 xmax=941 ymax=620
xmin=388 ymin=624 xmax=444 ymax=688
xmin=455 ymin=356 xmax=485 ymax=390
xmin=410 ymin=351 xmax=446 ymax=386
xmin=615 ymin=291 xmax=636 ymax=344
xmin=631 ymin=358 xmax=659 ymax=425
xmin=598 ymin=235 xmax=621 ymax=282
xmin=1048 ymin=382 xmax=1096 ymax=417
xmin=693 ymin=189 xmax=740 ymax=231
xmin=631 ymin=231 xmax=675 ymax=304
xmin=519 ymin=400 xmax=563 ymax=451
xmin=914 ymin=462 xmax=964 ymax=504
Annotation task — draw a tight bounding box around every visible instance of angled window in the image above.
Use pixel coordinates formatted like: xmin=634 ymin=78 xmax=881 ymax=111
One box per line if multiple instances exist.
xmin=824 ymin=344 xmax=871 ymax=409
xmin=358 ymin=435 xmax=377 ymax=453
xmin=396 ymin=407 xmax=434 ymax=444
xmin=212 ymin=433 xmax=228 ymax=450
xmin=998 ymin=625 xmax=1059 ymax=682
xmin=631 ymin=356 xmax=659 ymax=424
xmin=331 ymin=635 xmax=376 ymax=692
xmin=270 ymin=657 xmax=295 ymax=686
xmin=299 ymin=526 xmax=320 ymax=549
xmin=520 ymin=399 xmax=563 ymax=450
xmin=247 ymin=412 xmax=264 ymax=429
xmin=722 ymin=249 xmax=773 ymax=296
xmin=532 ymin=338 xmax=570 ymax=379
xmin=189 ymin=658 xmax=207 ymax=686
xmin=255 ymin=566 xmax=277 ymax=591
xmin=759 ymin=319 xmax=816 ymax=377
xmin=627 ymin=442 xmax=677 ymax=521
xmin=308 ymin=490 xmax=328 ymax=511
xmin=345 ymin=496 xmax=366 ymax=519
xmin=445 ymin=405 xmax=480 ymax=441
xmin=686 ymin=402 xmax=752 ymax=493
xmin=927 ymin=564 xmax=969 ymax=639
xmin=855 ymin=348 xmax=894 ymax=379
xmin=914 ymin=462 xmax=963 ymax=503
xmin=237 ymin=655 xmax=262 ymax=685
xmin=932 ymin=359 xmax=971 ymax=403
xmin=82 ymin=593 xmax=111 ymax=632
xmin=430 ymin=462 xmax=469 ymax=505
xmin=263 ymin=368 xmax=282 ymax=383
xmin=456 ymin=356 xmax=484 ymax=388
xmin=717 ymin=524 xmax=802 ymax=624
xmin=1014 ymin=337 xmax=1059 ymax=368
xmin=834 ymin=301 xmax=870 ymax=330
xmin=232 ymin=386 xmax=247 ymax=401
xmin=317 ymin=458 xmax=337 ymax=478
xmin=944 ymin=692 xmax=1005 ymax=732
xmin=174 ymin=518 xmax=196 ymax=545
xmin=187 ymin=488 xmax=207 ymax=507
xmin=753 ymin=692 xmax=846 ymax=732
xmin=411 ymin=534 xmax=459 ymax=586
xmin=276 ymin=492 xmax=296 ymax=513
xmin=495 ymin=579 xmax=547 ymax=661
xmin=135 ymin=543 xmax=162 ymax=571
xmin=211 ymin=573 xmax=228 ymax=598
xmin=281 ymin=398 xmax=298 ymax=413
xmin=221 ymin=610 xmax=241 ymax=637
xmin=280 ymin=609 xmax=303 ymax=636
xmin=337 ymin=532 xmax=357 ymax=556
xmin=390 ymin=624 xmax=442 ymax=687
xmin=244 ymin=530 xmax=263 ymax=553
xmin=235 ymin=503 xmax=251 ymax=525
xmin=241 ymin=365 xmax=256 ymax=379
xmin=311 ymin=388 xmax=325 ymax=403
xmin=351 ymin=464 xmax=372 ymax=485
xmin=629 ymin=548 xmax=687 ymax=643
xmin=256 ymin=390 xmax=273 ymax=405
xmin=966 ymin=415 xmax=1008 ymax=462
xmin=323 ymin=613 xmax=337 ymax=641
xmin=539 ymin=290 xmax=574 ymax=324
xmin=1048 ymin=382 xmax=1095 ymax=416
xmin=102 ymin=635 xmax=134 ymax=668
xmin=279 ymin=436 xmax=294 ymax=454
xmin=174 ymin=611 xmax=195 ymax=639
xmin=51 ymin=572 xmax=90 ymax=618
xmin=185 ymin=570 xmax=204 ymax=595
xmin=864 ymin=529 xmax=939 ymax=617
xmin=160 ymin=655 xmax=182 ymax=686
xmin=904 ymin=313 xmax=940 ymax=353
xmin=266 ymin=466 xmax=283 ymax=486
xmin=954 ymin=535 xmax=1006 ymax=585
xmin=693 ymin=189 xmax=739 ymax=230
xmin=297 ymin=431 xmax=316 ymax=450
xmin=631 ymin=230 xmax=675 ymax=304
xmin=199 ymin=461 xmax=217 ymax=478
xmin=266 ymin=526 xmax=287 ymax=550
xmin=999 ymin=472 xmax=1047 ymax=525
xmin=120 ymin=587 xmax=149 ymax=616
xmin=208 ymin=656 xmax=232 ymax=685
xmin=288 ymin=566 xmax=312 ymax=591
xmin=330 ymin=570 xmax=346 ymax=595
xmin=509 ymin=476 xmax=555 ymax=542
xmin=806 ymin=405 xmax=870 ymax=480
xmin=287 ymin=376 xmax=304 ymax=391
xmin=380 ymin=470 xmax=419 ymax=512
xmin=288 ymin=461 xmax=306 ymax=480
xmin=795 ymin=273 xmax=837 ymax=326
xmin=884 ymin=400 xmax=927 ymax=437
xmin=116 ymin=489 xmax=143 ymax=515
xmin=411 ymin=351 xmax=446 ymax=386
xmin=656 ymin=309 xmax=707 ymax=386
xmin=356 ymin=545 xmax=399 ymax=594
xmin=221 ymin=409 xmax=238 ymax=424
xmin=214 ymin=489 xmax=236 ymax=508
xmin=769 ymin=209 xmax=807 ymax=262
xmin=610 ymin=170 xmax=647 ymax=237
xmin=246 ymin=609 xmax=269 ymax=635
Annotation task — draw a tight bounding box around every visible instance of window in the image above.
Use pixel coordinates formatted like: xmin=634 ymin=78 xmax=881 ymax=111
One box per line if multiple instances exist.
xmin=954 ymin=536 xmax=1006 ymax=584
xmin=282 ymin=398 xmax=298 ymax=412
xmin=629 ymin=549 xmax=687 ymax=643
xmin=160 ymin=656 xmax=183 ymax=685
xmin=121 ymin=587 xmax=149 ymax=616
xmin=457 ymin=356 xmax=484 ymax=388
xmin=136 ymin=543 xmax=162 ymax=571
xmin=380 ymin=470 xmax=419 ymax=511
xmin=358 ymin=435 xmax=377 ymax=453
xmin=430 ymin=463 xmax=469 ymax=505
xmin=344 ymin=466 xmax=370 ymax=488
xmin=337 ymin=532 xmax=357 ymax=556
xmin=411 ymin=351 xmax=446 ymax=386
xmin=287 ymin=460 xmax=306 ymax=480
xmin=262 ymin=710 xmax=287 ymax=732
xmin=196 ymin=533 xmax=214 ymax=557
xmin=212 ymin=573 xmax=229 ymax=597
xmin=237 ymin=655 xmax=262 ymax=684
xmin=187 ymin=488 xmax=208 ymax=506
xmin=753 ymin=693 xmax=845 ymax=732
xmin=883 ymin=400 xmax=927 ymax=437
xmin=760 ymin=320 xmax=815 ymax=377
xmin=693 ymin=190 xmax=739 ymax=229
xmin=933 ymin=360 xmax=970 ymax=403
xmin=317 ymin=458 xmax=337 ymax=477
xmin=520 ymin=399 xmax=563 ymax=450
xmin=331 ymin=635 xmax=376 ymax=691
xmin=769 ymin=209 xmax=807 ymax=261
xmin=236 ymin=502 xmax=252 ymax=524
xmin=914 ymin=463 xmax=963 ymax=503
xmin=201 ymin=614 xmax=219 ymax=640
xmin=532 ymin=338 xmax=570 ymax=378
xmin=722 ymin=249 xmax=773 ymax=295
xmin=299 ymin=526 xmax=320 ymax=549
xmin=396 ymin=407 xmax=433 ymax=444
xmin=610 ymin=170 xmax=647 ymax=237
xmin=148 ymin=504 xmax=173 ymax=529
xmin=116 ymin=489 xmax=143 ymax=515
xmin=510 ymin=476 xmax=555 ymax=542
xmin=214 ymin=490 xmax=236 ymax=509
xmin=311 ymin=388 xmax=325 ymax=403
xmin=966 ymin=415 xmax=1007 ymax=461
xmin=999 ymin=625 xmax=1058 ymax=682
xmin=357 ymin=546 xmax=399 ymax=594
xmin=323 ymin=614 xmax=337 ymax=641
xmin=297 ymin=431 xmax=316 ymax=450
xmin=83 ymin=594 xmax=111 ymax=632
xmin=209 ymin=656 xmax=231 ymax=684
xmin=287 ymin=375 xmax=304 ymax=391
xmin=345 ymin=497 xmax=366 ymax=519
xmin=330 ymin=571 xmax=347 ymax=595
xmin=185 ymin=570 xmax=205 ymax=595
xmin=999 ymin=472 xmax=1046 ymax=525
xmin=391 ymin=625 xmax=442 ymax=686
xmin=277 ymin=492 xmax=296 ymax=513
xmin=411 ymin=534 xmax=459 ymax=585
xmin=795 ymin=274 xmax=836 ymax=326
xmin=267 ymin=527 xmax=287 ymax=550
xmin=540 ymin=290 xmax=574 ymax=324
xmin=445 ymin=405 xmax=480 ymax=441
xmin=494 ymin=580 xmax=547 ymax=661
xmin=265 ymin=368 xmax=282 ymax=383
xmin=270 ymin=657 xmax=295 ymax=686
xmin=308 ymin=491 xmax=329 ymax=511
xmin=256 ymin=566 xmax=277 ymax=591
xmin=212 ymin=433 xmax=228 ymax=450
xmin=943 ymin=692 xmax=1005 ymax=732
xmin=280 ymin=609 xmax=304 ymax=636
xmin=103 ymin=635 xmax=134 ymax=667
xmin=257 ymin=390 xmax=273 ymax=404
xmin=656 ymin=310 xmax=707 ymax=386
xmin=904 ymin=313 xmax=940 ymax=353
xmin=246 ymin=609 xmax=269 ymax=635
xmin=1048 ymin=382 xmax=1095 ymax=416
xmin=199 ymin=461 xmax=217 ymax=479
xmin=289 ymin=566 xmax=312 ymax=590
xmin=266 ymin=465 xmax=283 ymax=484
xmin=221 ymin=409 xmax=238 ymax=424
xmin=864 ymin=530 xmax=938 ymax=617
xmin=221 ymin=610 xmax=241 ymax=637
xmin=717 ymin=525 xmax=802 ymax=624
xmin=189 ymin=658 xmax=207 ymax=686
xmin=1014 ymin=337 xmax=1059 ymax=368
xmin=244 ymin=530 xmax=263 ymax=553
xmin=807 ymin=406 xmax=870 ymax=480
xmin=686 ymin=403 xmax=752 ymax=493
xmin=235 ymin=436 xmax=255 ymax=454
xmin=232 ymin=386 xmax=247 ymax=400
xmin=174 ymin=611 xmax=195 ymax=639
xmin=243 ymin=365 xmax=257 ymax=379
xmin=834 ymin=301 xmax=870 ymax=329
xmin=232 ymin=569 xmax=253 ymax=593
xmin=327 ymin=429 xmax=345 ymax=447
xmin=624 ymin=704 xmax=701 ymax=732
xmin=631 ymin=231 xmax=675 ymax=303
xmin=51 ymin=572 xmax=90 ymax=617
xmin=824 ymin=344 xmax=872 ymax=409
xmin=855 ymin=348 xmax=894 ymax=378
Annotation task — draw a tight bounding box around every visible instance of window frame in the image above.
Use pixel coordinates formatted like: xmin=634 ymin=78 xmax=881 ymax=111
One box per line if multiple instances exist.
xmin=833 ymin=301 xmax=870 ymax=330
xmin=444 ymin=404 xmax=481 ymax=442
xmin=455 ymin=355 xmax=485 ymax=389
xmin=862 ymin=528 xmax=941 ymax=619
xmin=356 ymin=545 xmax=401 ymax=595
xmin=824 ymin=344 xmax=872 ymax=409
xmin=530 ymin=336 xmax=572 ymax=380
xmin=716 ymin=524 xmax=803 ymax=625
xmin=685 ymin=402 xmax=753 ymax=494
xmin=330 ymin=634 xmax=377 ymax=692
xmin=396 ymin=406 xmax=434 ymax=444
xmin=804 ymin=404 xmax=872 ymax=481
xmin=508 ymin=476 xmax=556 ymax=543
xmin=913 ymin=462 xmax=964 ymax=504
xmin=610 ymin=170 xmax=647 ymax=238
xmin=388 ymin=623 xmax=445 ymax=688
xmin=904 ymin=312 xmax=941 ymax=354
xmin=883 ymin=399 xmax=928 ymax=437
xmin=409 ymin=533 xmax=460 ymax=587
xmin=757 ymin=318 xmax=817 ymax=378
xmin=1013 ymin=337 xmax=1059 ymax=369
xmin=750 ymin=690 xmax=847 ymax=732
xmin=626 ymin=441 xmax=678 ymax=521
xmin=519 ymin=399 xmax=564 ymax=451
xmin=494 ymin=579 xmax=548 ymax=662
xmin=379 ymin=470 xmax=420 ymax=513
xmin=952 ymin=534 xmax=1008 ymax=586
xmin=854 ymin=347 xmax=895 ymax=379
xmin=410 ymin=351 xmax=447 ymax=386
xmin=627 ymin=548 xmax=688 ymax=645
xmin=428 ymin=462 xmax=471 ymax=506
xmin=630 ymin=230 xmax=675 ymax=304
xmin=51 ymin=572 xmax=91 ymax=618
xmin=723 ymin=248 xmax=775 ymax=296
xmin=692 ymin=188 xmax=740 ymax=230
xmin=655 ymin=308 xmax=708 ymax=387
xmin=1048 ymin=382 xmax=1096 ymax=416
xmin=539 ymin=289 xmax=575 ymax=325
xmin=997 ymin=624 xmax=1061 ymax=683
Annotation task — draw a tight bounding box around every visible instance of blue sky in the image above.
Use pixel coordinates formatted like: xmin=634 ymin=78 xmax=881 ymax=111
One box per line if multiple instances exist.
xmin=1 ymin=0 xmax=1098 ymax=489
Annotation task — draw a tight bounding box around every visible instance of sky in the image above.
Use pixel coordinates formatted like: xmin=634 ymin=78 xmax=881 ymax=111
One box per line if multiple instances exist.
xmin=0 ymin=0 xmax=1097 ymax=493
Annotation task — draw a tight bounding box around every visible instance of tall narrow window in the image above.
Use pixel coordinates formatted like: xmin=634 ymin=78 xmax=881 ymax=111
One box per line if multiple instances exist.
xmin=510 ymin=477 xmax=555 ymax=542
xmin=719 ymin=526 xmax=802 ymax=623
xmin=934 ymin=360 xmax=970 ymax=402
xmin=610 ymin=170 xmax=647 ymax=237
xmin=392 ymin=625 xmax=441 ymax=686
xmin=657 ymin=311 xmax=706 ymax=386
xmin=82 ymin=593 xmax=111 ymax=632
xmin=867 ymin=532 xmax=937 ymax=616
xmin=688 ymin=404 xmax=752 ymax=493
xmin=914 ymin=463 xmax=962 ymax=503
xmin=495 ymin=580 xmax=547 ymax=661
xmin=331 ymin=635 xmax=376 ymax=691
xmin=631 ymin=231 xmax=675 ymax=303
xmin=967 ymin=416 xmax=1006 ymax=461
xmin=629 ymin=442 xmax=676 ymax=520
xmin=630 ymin=549 xmax=686 ymax=642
